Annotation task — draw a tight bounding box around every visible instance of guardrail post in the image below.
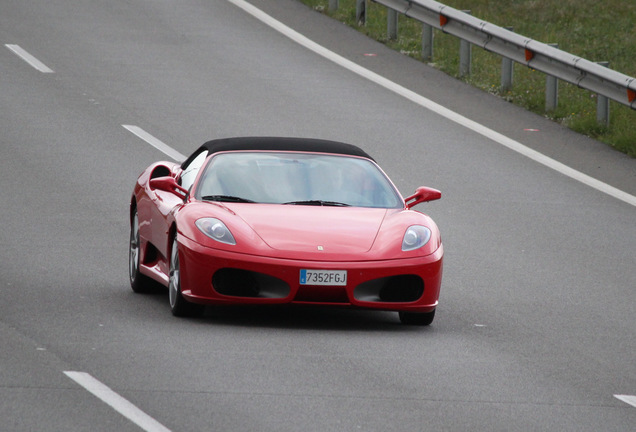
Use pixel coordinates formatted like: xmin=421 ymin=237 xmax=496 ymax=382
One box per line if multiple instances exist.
xmin=329 ymin=0 xmax=338 ymax=12
xmin=500 ymin=27 xmax=514 ymax=92
xmin=356 ymin=0 xmax=366 ymax=25
xmin=545 ymin=43 xmax=559 ymax=111
xmin=459 ymin=11 xmax=472 ymax=78
xmin=596 ymin=61 xmax=610 ymax=126
xmin=387 ymin=8 xmax=398 ymax=40
xmin=422 ymin=23 xmax=433 ymax=61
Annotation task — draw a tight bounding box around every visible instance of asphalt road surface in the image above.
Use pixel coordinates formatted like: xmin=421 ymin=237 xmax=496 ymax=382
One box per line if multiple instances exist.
xmin=1 ymin=0 xmax=634 ymax=431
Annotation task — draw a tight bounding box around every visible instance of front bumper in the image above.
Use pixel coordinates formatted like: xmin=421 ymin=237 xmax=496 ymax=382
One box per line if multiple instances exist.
xmin=178 ymin=235 xmax=443 ymax=313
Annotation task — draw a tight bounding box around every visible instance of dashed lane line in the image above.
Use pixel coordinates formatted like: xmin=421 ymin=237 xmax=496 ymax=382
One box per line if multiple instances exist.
xmin=64 ymin=371 xmax=172 ymax=432
xmin=5 ymin=44 xmax=54 ymax=73
xmin=614 ymin=394 xmax=636 ymax=409
xmin=123 ymin=125 xmax=186 ymax=162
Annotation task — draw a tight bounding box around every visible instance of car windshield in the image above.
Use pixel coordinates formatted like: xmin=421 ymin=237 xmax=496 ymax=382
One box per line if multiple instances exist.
xmin=194 ymin=152 xmax=402 ymax=208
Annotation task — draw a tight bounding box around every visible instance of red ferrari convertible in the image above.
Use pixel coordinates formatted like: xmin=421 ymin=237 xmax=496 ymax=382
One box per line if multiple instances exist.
xmin=129 ymin=137 xmax=443 ymax=325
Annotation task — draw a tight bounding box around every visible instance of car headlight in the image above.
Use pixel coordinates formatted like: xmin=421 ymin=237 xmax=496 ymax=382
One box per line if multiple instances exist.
xmin=402 ymin=225 xmax=431 ymax=251
xmin=195 ymin=218 xmax=236 ymax=245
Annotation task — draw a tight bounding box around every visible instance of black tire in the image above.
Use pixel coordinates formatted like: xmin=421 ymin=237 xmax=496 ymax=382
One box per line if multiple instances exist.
xmin=169 ymin=236 xmax=204 ymax=317
xmin=129 ymin=209 xmax=157 ymax=293
xmin=399 ymin=309 xmax=435 ymax=326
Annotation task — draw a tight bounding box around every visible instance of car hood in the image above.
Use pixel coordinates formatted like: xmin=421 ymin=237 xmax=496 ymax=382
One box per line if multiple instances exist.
xmin=230 ymin=204 xmax=389 ymax=256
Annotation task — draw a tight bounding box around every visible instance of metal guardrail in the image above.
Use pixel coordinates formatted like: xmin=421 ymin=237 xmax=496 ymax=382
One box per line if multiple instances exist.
xmin=368 ymin=0 xmax=636 ymax=112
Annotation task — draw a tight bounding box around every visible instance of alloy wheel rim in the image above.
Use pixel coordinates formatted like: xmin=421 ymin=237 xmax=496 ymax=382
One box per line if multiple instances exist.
xmin=129 ymin=213 xmax=140 ymax=282
xmin=169 ymin=239 xmax=179 ymax=308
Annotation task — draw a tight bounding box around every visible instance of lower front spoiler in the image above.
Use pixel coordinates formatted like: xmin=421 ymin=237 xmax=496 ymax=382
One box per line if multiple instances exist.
xmin=184 ymin=292 xmax=439 ymax=314
xmin=178 ymin=236 xmax=443 ymax=314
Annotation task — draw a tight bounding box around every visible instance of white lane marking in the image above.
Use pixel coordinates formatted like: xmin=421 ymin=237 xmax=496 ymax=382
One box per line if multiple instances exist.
xmin=615 ymin=394 xmax=636 ymax=408
xmin=64 ymin=371 xmax=172 ymax=432
xmin=5 ymin=44 xmax=54 ymax=73
xmin=227 ymin=0 xmax=636 ymax=208
xmin=123 ymin=125 xmax=186 ymax=162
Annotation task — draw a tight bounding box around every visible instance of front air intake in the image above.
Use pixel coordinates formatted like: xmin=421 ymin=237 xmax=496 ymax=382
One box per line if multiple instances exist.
xmin=212 ymin=268 xmax=290 ymax=299
xmin=378 ymin=275 xmax=424 ymax=302
xmin=354 ymin=275 xmax=424 ymax=303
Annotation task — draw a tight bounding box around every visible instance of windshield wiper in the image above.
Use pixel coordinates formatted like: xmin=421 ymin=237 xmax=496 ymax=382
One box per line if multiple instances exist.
xmin=201 ymin=195 xmax=255 ymax=203
xmin=283 ymin=200 xmax=350 ymax=207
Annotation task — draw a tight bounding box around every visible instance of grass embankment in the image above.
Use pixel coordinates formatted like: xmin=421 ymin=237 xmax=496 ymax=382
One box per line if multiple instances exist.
xmin=299 ymin=0 xmax=636 ymax=157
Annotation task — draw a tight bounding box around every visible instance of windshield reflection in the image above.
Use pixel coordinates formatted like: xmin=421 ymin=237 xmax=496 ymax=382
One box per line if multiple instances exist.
xmin=195 ymin=152 xmax=402 ymax=208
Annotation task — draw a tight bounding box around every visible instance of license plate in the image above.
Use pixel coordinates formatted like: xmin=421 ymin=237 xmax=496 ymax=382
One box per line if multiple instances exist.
xmin=300 ymin=269 xmax=347 ymax=286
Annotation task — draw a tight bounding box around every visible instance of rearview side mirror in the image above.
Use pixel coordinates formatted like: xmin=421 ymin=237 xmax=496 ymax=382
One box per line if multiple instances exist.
xmin=405 ymin=186 xmax=441 ymax=209
xmin=149 ymin=176 xmax=188 ymax=198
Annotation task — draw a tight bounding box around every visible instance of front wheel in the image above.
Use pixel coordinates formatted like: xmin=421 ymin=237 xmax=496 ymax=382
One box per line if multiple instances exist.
xmin=129 ymin=209 xmax=157 ymax=293
xmin=169 ymin=236 xmax=204 ymax=317
xmin=399 ymin=309 xmax=435 ymax=326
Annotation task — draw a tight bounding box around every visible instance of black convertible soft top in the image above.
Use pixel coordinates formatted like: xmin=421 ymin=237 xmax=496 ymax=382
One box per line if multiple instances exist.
xmin=181 ymin=137 xmax=373 ymax=168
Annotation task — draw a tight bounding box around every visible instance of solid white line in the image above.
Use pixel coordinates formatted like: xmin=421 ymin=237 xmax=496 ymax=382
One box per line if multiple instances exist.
xmin=64 ymin=371 xmax=172 ymax=432
xmin=226 ymin=0 xmax=636 ymax=208
xmin=5 ymin=44 xmax=54 ymax=73
xmin=614 ymin=394 xmax=636 ymax=408
xmin=123 ymin=125 xmax=186 ymax=162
